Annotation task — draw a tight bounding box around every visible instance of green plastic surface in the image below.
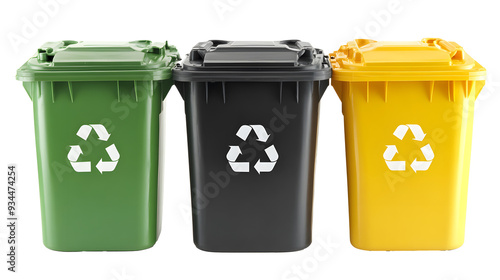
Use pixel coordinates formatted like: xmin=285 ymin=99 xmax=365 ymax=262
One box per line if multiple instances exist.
xmin=17 ymin=41 xmax=179 ymax=251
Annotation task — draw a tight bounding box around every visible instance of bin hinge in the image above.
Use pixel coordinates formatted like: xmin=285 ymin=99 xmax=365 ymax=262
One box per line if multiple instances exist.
xmin=37 ymin=47 xmax=55 ymax=63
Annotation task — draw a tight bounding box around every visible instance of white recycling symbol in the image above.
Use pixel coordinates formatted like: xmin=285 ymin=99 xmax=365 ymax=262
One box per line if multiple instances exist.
xmin=226 ymin=125 xmax=279 ymax=174
xmin=383 ymin=124 xmax=434 ymax=172
xmin=67 ymin=124 xmax=120 ymax=174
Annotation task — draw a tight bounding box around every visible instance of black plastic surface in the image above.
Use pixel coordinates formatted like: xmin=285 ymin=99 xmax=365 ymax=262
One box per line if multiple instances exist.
xmin=178 ymin=81 xmax=328 ymax=252
xmin=174 ymin=40 xmax=330 ymax=252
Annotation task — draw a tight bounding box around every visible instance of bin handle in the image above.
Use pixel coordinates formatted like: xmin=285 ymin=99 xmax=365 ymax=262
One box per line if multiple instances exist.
xmin=322 ymin=54 xmax=330 ymax=66
xmin=422 ymin=38 xmax=465 ymax=61
xmin=354 ymin=39 xmax=376 ymax=49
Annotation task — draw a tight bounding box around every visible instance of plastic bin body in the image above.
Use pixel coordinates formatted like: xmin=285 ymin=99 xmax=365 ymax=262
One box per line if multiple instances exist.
xmin=174 ymin=40 xmax=331 ymax=252
xmin=330 ymin=38 xmax=486 ymax=251
xmin=16 ymin=41 xmax=179 ymax=251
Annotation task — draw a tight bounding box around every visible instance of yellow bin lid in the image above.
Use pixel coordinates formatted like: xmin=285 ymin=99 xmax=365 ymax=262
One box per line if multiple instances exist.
xmin=330 ymin=38 xmax=486 ymax=82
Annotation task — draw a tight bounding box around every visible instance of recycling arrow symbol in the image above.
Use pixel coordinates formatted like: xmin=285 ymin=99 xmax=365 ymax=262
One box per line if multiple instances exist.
xmin=384 ymin=124 xmax=434 ymax=172
xmin=68 ymin=124 xmax=120 ymax=174
xmin=227 ymin=125 xmax=279 ymax=174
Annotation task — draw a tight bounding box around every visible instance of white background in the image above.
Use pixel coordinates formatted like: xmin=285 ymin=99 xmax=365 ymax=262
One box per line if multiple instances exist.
xmin=1 ymin=0 xmax=499 ymax=279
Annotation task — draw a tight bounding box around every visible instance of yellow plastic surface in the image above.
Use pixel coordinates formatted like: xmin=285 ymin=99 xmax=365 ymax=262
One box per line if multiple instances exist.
xmin=330 ymin=39 xmax=486 ymax=251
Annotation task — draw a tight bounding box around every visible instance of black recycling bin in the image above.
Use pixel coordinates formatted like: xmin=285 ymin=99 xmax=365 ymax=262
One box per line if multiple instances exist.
xmin=173 ymin=40 xmax=331 ymax=252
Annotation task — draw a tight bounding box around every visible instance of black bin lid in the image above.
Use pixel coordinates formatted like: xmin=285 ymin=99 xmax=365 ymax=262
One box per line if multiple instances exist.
xmin=173 ymin=40 xmax=332 ymax=82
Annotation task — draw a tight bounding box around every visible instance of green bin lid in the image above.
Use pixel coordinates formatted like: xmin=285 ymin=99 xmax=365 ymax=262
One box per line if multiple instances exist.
xmin=173 ymin=40 xmax=332 ymax=82
xmin=16 ymin=40 xmax=180 ymax=82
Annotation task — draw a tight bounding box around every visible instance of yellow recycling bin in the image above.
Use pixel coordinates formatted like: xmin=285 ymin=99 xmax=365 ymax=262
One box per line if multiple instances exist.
xmin=330 ymin=38 xmax=486 ymax=251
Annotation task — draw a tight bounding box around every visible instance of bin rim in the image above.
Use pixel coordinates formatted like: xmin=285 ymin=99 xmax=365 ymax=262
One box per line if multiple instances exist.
xmin=330 ymin=38 xmax=486 ymax=82
xmin=16 ymin=40 xmax=180 ymax=82
xmin=16 ymin=70 xmax=174 ymax=82
xmin=173 ymin=68 xmax=332 ymax=82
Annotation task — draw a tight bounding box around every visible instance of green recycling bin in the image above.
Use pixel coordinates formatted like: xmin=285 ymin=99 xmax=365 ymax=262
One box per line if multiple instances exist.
xmin=16 ymin=40 xmax=179 ymax=251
